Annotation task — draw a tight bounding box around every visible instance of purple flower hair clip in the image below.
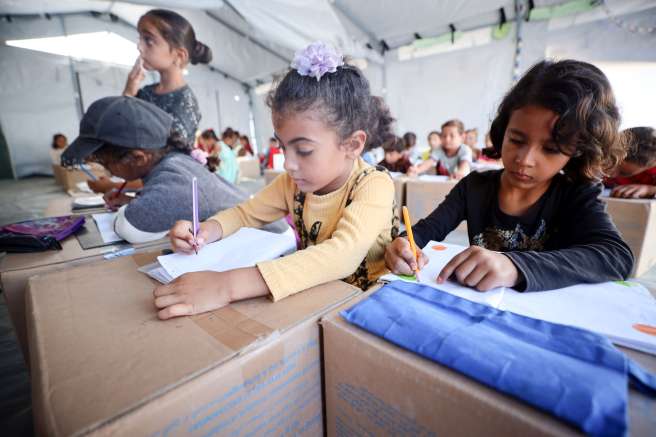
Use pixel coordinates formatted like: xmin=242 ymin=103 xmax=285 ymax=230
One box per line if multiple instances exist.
xmin=291 ymin=41 xmax=344 ymax=81
xmin=190 ymin=148 xmax=208 ymax=166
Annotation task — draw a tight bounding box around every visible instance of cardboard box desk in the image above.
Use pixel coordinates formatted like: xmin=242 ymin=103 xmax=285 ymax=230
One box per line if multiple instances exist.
xmin=52 ymin=164 xmax=109 ymax=192
xmin=264 ymin=169 xmax=284 ymax=185
xmin=322 ymin=289 xmax=656 ymax=437
xmin=44 ymin=196 xmax=106 ymax=217
xmin=1 ymin=235 xmax=169 ymax=362
xmin=392 ymin=176 xmax=408 ymax=218
xmin=237 ymin=157 xmax=261 ymax=180
xmin=602 ymin=197 xmax=656 ymax=277
xmin=26 ymin=253 xmax=360 ymax=437
xmin=405 ymin=179 xmax=467 ymax=233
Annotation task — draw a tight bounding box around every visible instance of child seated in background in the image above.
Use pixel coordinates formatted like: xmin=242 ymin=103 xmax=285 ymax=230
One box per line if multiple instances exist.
xmin=478 ymin=132 xmax=502 ymax=164
xmin=423 ymin=130 xmax=441 ymax=161
xmin=604 ymin=126 xmax=656 ymax=198
xmin=464 ymin=128 xmax=482 ymax=161
xmin=378 ymin=137 xmax=413 ymax=173
xmin=385 ymin=59 xmax=633 ymax=293
xmin=155 ymin=42 xmax=397 ymax=319
xmin=50 ymin=133 xmax=68 ymax=165
xmin=61 ymin=96 xmax=284 ymax=244
xmin=414 ymin=119 xmax=472 ymax=179
xmin=200 ymin=128 xmax=240 ymax=183
xmin=403 ymin=132 xmax=423 ymax=164
xmin=263 ymin=137 xmax=284 ymax=169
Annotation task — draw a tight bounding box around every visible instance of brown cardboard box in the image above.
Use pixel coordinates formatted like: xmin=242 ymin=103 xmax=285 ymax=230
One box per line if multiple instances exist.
xmin=603 ymin=197 xmax=656 ymax=277
xmin=1 ymin=236 xmax=169 ymax=362
xmin=51 ymin=164 xmax=109 ymax=192
xmin=405 ymin=179 xmax=467 ymax=232
xmin=264 ymin=169 xmax=284 ymax=185
xmin=26 ymin=254 xmax=360 ymax=436
xmin=392 ymin=176 xmax=408 ymax=218
xmin=237 ymin=157 xmax=261 ymax=180
xmin=322 ymin=290 xmax=656 ymax=437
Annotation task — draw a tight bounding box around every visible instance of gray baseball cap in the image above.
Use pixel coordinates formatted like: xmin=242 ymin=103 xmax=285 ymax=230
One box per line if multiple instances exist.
xmin=61 ymin=96 xmax=173 ymax=166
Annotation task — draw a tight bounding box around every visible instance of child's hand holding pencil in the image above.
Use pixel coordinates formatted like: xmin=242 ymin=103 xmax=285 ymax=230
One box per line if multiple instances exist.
xmin=384 ymin=207 xmax=429 ymax=278
xmin=169 ymin=220 xmax=222 ymax=254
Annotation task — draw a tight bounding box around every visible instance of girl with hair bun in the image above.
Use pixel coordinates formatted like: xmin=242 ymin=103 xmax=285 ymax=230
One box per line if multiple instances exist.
xmin=155 ymin=42 xmax=399 ymax=319
xmin=123 ymin=9 xmax=212 ymax=148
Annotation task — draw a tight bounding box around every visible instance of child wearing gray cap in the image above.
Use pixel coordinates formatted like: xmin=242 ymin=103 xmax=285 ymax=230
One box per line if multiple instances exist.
xmin=62 ymin=96 xmax=286 ymax=243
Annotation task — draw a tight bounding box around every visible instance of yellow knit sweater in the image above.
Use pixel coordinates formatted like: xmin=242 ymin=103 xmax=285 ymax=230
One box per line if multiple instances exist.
xmin=209 ymin=158 xmax=397 ymax=301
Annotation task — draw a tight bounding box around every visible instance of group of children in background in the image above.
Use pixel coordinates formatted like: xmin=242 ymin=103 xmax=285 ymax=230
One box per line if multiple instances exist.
xmin=53 ymin=9 xmax=656 ymax=320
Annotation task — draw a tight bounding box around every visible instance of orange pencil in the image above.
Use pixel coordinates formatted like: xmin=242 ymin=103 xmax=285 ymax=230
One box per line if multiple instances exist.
xmin=402 ymin=206 xmax=421 ymax=281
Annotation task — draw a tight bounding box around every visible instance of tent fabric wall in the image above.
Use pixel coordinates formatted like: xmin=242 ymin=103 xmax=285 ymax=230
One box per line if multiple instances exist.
xmin=1 ymin=1 xmax=654 ymax=176
xmin=381 ymin=8 xmax=656 ymax=148
xmin=384 ymin=33 xmax=515 ymax=147
xmin=0 ymin=13 xmax=253 ymax=177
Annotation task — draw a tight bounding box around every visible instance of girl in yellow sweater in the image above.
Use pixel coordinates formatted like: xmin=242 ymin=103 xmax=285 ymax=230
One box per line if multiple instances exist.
xmin=154 ymin=42 xmax=397 ymax=319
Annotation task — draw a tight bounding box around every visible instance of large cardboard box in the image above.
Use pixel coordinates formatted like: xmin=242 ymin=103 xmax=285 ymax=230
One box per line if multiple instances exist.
xmin=1 ymin=236 xmax=169 ymax=362
xmin=237 ymin=157 xmax=261 ymax=180
xmin=603 ymin=197 xmax=656 ymax=277
xmin=322 ymin=290 xmax=656 ymax=437
xmin=264 ymin=169 xmax=284 ymax=185
xmin=405 ymin=179 xmax=467 ymax=233
xmin=26 ymin=253 xmax=360 ymax=436
xmin=392 ymin=176 xmax=408 ymax=219
xmin=51 ymin=164 xmax=109 ymax=192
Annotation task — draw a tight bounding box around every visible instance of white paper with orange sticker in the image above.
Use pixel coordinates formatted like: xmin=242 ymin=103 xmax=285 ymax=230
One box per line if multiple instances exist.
xmin=381 ymin=241 xmax=656 ymax=355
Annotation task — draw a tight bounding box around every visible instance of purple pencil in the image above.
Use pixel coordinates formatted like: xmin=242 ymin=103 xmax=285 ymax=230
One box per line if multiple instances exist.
xmin=190 ymin=177 xmax=200 ymax=254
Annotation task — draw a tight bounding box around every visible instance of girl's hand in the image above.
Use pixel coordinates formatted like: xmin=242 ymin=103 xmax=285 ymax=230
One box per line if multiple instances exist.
xmin=123 ymin=57 xmax=145 ymax=97
xmin=611 ymin=184 xmax=656 ymax=199
xmin=153 ymin=267 xmax=270 ymax=319
xmin=103 ymin=191 xmax=131 ymax=211
xmin=406 ymin=165 xmax=419 ymax=177
xmin=153 ymin=271 xmax=232 ymax=319
xmin=87 ymin=176 xmax=116 ymax=194
xmin=437 ymin=246 xmax=519 ymax=291
xmin=384 ymin=237 xmax=429 ymax=275
xmin=169 ymin=219 xmax=222 ymax=254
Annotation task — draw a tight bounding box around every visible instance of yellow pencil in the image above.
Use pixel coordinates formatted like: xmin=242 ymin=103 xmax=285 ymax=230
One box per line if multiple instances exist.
xmin=402 ymin=206 xmax=420 ymax=279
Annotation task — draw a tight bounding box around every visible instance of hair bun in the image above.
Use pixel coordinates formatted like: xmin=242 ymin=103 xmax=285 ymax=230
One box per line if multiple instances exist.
xmin=191 ymin=41 xmax=212 ymax=65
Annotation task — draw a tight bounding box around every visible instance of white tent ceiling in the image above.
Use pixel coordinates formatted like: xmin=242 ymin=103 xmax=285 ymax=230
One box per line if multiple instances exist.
xmin=2 ymin=0 xmax=653 ymax=86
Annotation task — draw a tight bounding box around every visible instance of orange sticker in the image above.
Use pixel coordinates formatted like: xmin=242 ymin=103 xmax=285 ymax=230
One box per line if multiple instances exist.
xmin=432 ymin=245 xmax=447 ymax=251
xmin=633 ymin=324 xmax=656 ymax=336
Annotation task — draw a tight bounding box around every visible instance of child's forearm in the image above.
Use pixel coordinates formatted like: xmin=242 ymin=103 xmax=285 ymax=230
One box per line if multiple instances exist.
xmin=226 ymin=267 xmax=270 ymax=301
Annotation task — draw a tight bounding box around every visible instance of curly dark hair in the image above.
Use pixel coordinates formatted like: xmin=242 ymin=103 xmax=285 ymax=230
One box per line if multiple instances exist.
xmin=623 ymin=127 xmax=656 ymax=166
xmin=267 ymin=61 xmax=395 ymax=153
xmin=487 ymin=59 xmax=625 ymax=182
xmin=89 ymin=129 xmax=188 ymax=168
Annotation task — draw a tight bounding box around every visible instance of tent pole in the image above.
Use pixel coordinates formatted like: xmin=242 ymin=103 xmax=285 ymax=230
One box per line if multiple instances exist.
xmin=59 ymin=15 xmax=84 ymax=121
xmin=512 ymin=0 xmax=528 ymax=83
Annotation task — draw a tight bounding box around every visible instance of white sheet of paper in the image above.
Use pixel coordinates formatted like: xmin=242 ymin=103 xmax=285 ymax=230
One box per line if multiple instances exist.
xmin=73 ymin=195 xmax=105 ymax=207
xmin=156 ymin=227 xmax=296 ymax=282
xmin=382 ymin=241 xmax=656 ymax=354
xmin=91 ymin=212 xmax=123 ymax=244
xmin=75 ymin=181 xmax=93 ymax=193
xmin=380 ymin=242 xmax=506 ymax=308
